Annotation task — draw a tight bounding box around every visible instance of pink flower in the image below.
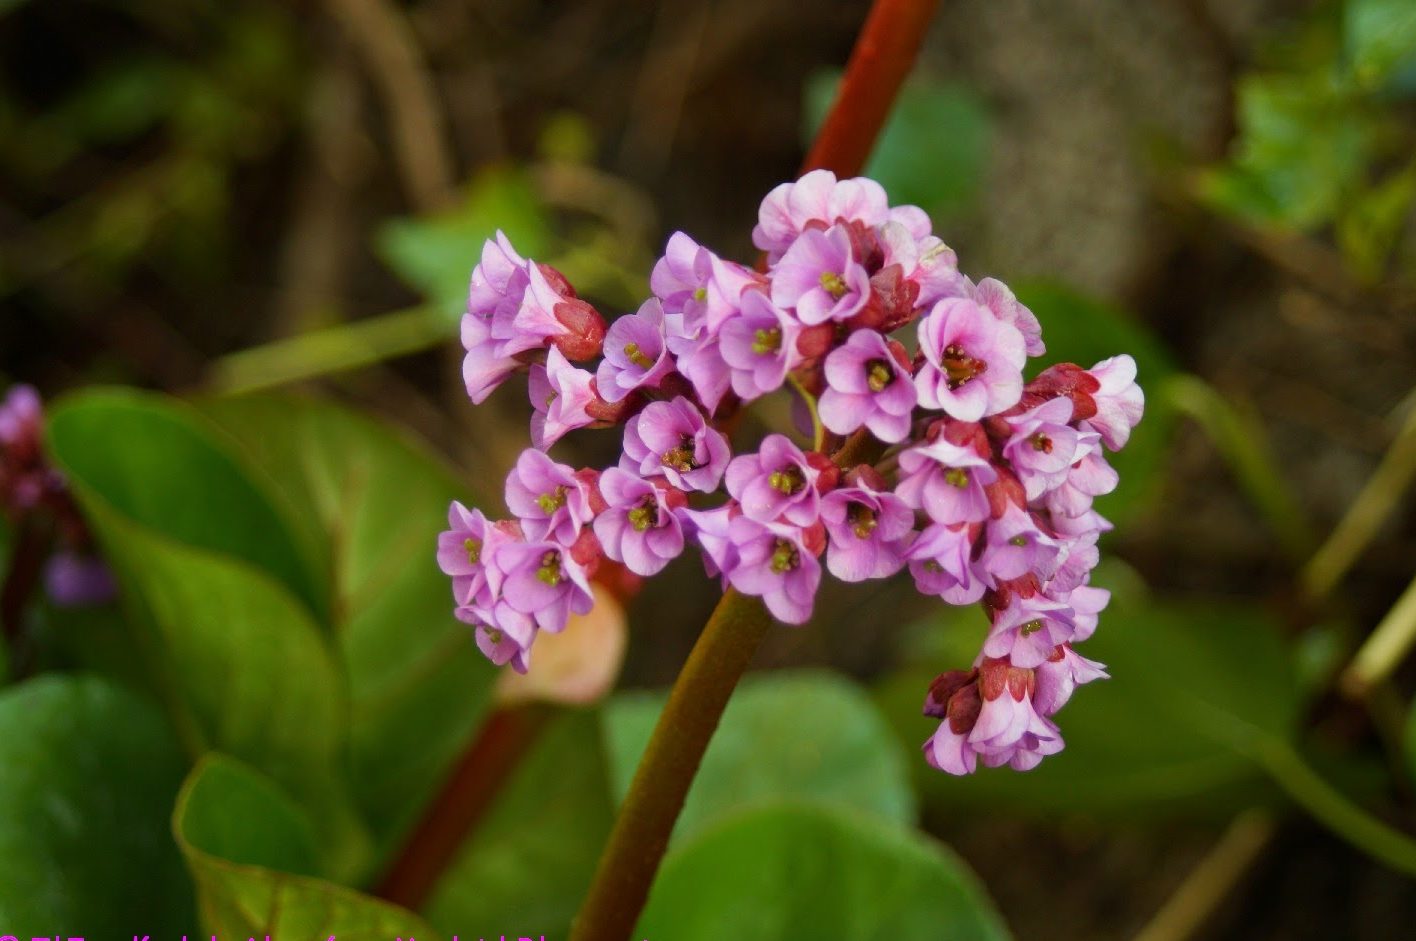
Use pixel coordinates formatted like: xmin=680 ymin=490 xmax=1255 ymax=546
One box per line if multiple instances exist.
xmin=529 ymin=347 xmax=597 ymax=449
xmin=753 ymin=169 xmax=891 ymax=261
xmin=770 ymin=225 xmax=871 ymax=325
xmin=503 ymin=450 xmax=597 ymax=544
xmin=1084 ymin=354 xmax=1144 ymax=450
xmin=905 ymin=522 xmax=986 ymax=604
xmin=718 ymin=291 xmax=802 ymax=401
xmin=982 ymin=594 xmax=1077 ymax=669
xmin=1002 ymin=397 xmax=1096 ymax=500
xmin=915 ymin=297 xmax=1026 ymax=421
xmin=724 ymin=434 xmax=831 ymax=526
xmin=677 ymin=504 xmax=740 ymax=584
xmin=723 ymin=515 xmax=822 ymax=624
xmin=437 ymin=502 xmax=519 ymax=606
xmin=596 ymin=299 xmax=676 ymax=403
xmin=977 ymin=504 xmax=1061 ymax=585
xmin=666 ymin=328 xmax=732 ymax=415
xmin=593 ymin=468 xmax=687 ymax=576
xmin=457 ymin=598 xmax=537 ymax=673
xmin=621 ymin=397 xmax=731 ymax=493
xmin=819 ymin=329 xmax=917 ymax=442
xmin=969 ymin=277 xmax=1043 ymax=358
xmin=1033 ymin=645 xmax=1108 ymax=716
xmin=895 ymin=437 xmax=997 ymax=525
xmin=493 ymin=538 xmax=595 ymax=633
xmin=820 ymin=482 xmax=913 ymax=582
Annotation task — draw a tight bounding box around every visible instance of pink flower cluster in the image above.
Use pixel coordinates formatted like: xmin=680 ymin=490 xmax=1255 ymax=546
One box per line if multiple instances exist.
xmin=438 ymin=169 xmax=1143 ymax=775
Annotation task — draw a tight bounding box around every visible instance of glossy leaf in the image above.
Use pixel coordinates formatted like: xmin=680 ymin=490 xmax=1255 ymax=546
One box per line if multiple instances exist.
xmin=604 ymin=670 xmax=917 ymax=845
xmin=176 ymin=755 xmax=440 ymax=941
xmin=636 ymin=803 xmax=1010 ymax=940
xmin=425 ymin=710 xmax=615 ymax=937
xmin=0 ymin=674 xmax=192 ymax=935
xmin=196 ymin=393 xmax=497 ymax=854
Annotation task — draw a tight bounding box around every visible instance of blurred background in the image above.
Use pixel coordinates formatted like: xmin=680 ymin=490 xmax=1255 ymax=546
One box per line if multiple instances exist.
xmin=2 ymin=0 xmax=1416 ymax=938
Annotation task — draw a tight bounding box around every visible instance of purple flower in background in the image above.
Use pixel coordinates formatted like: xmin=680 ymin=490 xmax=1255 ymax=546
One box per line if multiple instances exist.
xmin=819 ymin=329 xmax=917 ymax=442
xmin=915 ymin=297 xmax=1026 ymax=421
xmin=895 ymin=437 xmax=996 ymax=525
xmin=44 ymin=552 xmax=116 ymax=608
xmin=0 ymin=384 xmax=52 ymax=511
xmin=983 ymin=594 xmax=1077 ymax=668
xmin=504 ymin=449 xmax=596 ymax=544
xmin=725 ymin=434 xmax=828 ymax=526
xmin=770 ymin=225 xmax=871 ymax=325
xmin=593 ymin=468 xmax=686 ymax=576
xmin=621 ymin=397 xmax=731 ymax=493
xmin=969 ymin=277 xmax=1044 ymax=358
xmin=820 ymin=482 xmax=912 ymax=581
xmin=719 ymin=291 xmax=802 ymax=400
xmin=1084 ymin=354 xmax=1145 ymax=451
xmin=1002 ymin=397 xmax=1094 ymax=500
xmin=493 ymin=539 xmax=595 ymax=633
xmin=529 ymin=347 xmax=597 ymax=450
xmin=723 ymin=515 xmax=821 ymax=624
xmin=906 ymin=522 xmax=986 ymax=605
xmin=597 ymin=299 xmax=676 ymax=402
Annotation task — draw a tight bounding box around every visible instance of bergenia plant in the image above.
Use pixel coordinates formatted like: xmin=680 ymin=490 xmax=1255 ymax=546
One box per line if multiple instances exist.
xmin=440 ymin=168 xmax=1143 ymax=777
xmin=439 ymin=163 xmax=1142 ymax=939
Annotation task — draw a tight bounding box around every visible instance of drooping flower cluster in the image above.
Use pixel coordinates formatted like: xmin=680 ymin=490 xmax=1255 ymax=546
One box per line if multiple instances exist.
xmin=0 ymin=385 xmax=115 ymax=607
xmin=438 ymin=169 xmax=1143 ymax=775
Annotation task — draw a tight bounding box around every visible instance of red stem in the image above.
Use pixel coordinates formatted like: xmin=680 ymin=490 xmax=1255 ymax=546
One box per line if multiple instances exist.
xmin=801 ymin=0 xmax=942 ymax=177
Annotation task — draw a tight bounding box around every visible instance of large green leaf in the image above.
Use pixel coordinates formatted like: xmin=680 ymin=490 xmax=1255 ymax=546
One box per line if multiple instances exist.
xmin=196 ymin=393 xmax=497 ymax=853
xmin=176 ymin=755 xmax=440 ymax=940
xmin=604 ymin=670 xmax=917 ymax=846
xmin=377 ymin=166 xmax=552 ymax=324
xmin=880 ymin=592 xmax=1303 ymax=817
xmin=425 ymin=710 xmax=615 ymax=937
xmin=636 ymin=803 xmax=1010 ymax=940
xmin=1346 ymin=0 xmax=1416 ymax=89
xmin=804 ymin=70 xmax=991 ymax=218
xmin=47 ymin=393 xmax=366 ymax=874
xmin=1012 ymin=283 xmax=1176 ymax=525
xmin=0 ymin=674 xmax=192 ymax=935
xmin=45 ymin=388 xmax=323 ymax=618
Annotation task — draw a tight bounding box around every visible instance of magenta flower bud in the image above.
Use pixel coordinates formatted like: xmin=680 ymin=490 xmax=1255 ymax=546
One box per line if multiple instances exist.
xmin=593 ymin=468 xmax=687 ymax=577
xmin=1084 ymin=354 xmax=1144 ymax=451
xmin=723 ymin=515 xmax=822 ymax=624
xmin=819 ymin=329 xmax=917 ymax=442
xmin=493 ymin=538 xmax=595 ymax=633
xmin=549 ymin=293 xmax=607 ymax=362
xmin=725 ymin=434 xmax=829 ymax=526
xmin=44 ymin=552 xmax=116 ymax=608
xmin=820 ymin=482 xmax=913 ymax=582
xmin=1002 ymin=397 xmax=1097 ymax=500
xmin=718 ymin=291 xmax=803 ymax=401
xmin=621 ymin=397 xmax=731 ymax=493
xmin=895 ymin=437 xmax=997 ymax=525
xmin=905 ymin=522 xmax=986 ymax=604
xmin=770 ymin=225 xmax=872 ymax=325
xmin=915 ymin=297 xmax=1027 ymax=421
xmin=529 ymin=347 xmax=597 ymax=450
xmin=504 ymin=449 xmax=597 ymax=544
xmin=597 ymin=298 xmax=676 ymax=403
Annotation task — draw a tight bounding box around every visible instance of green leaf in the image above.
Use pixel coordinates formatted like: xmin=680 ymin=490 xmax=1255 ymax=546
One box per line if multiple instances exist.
xmin=425 ymin=710 xmax=615 ymax=937
xmin=636 ymin=803 xmax=1010 ymax=940
xmin=804 ymin=70 xmax=991 ymax=218
xmin=604 ymin=670 xmax=917 ymax=845
xmin=176 ymin=755 xmax=440 ymax=940
xmin=195 ymin=393 xmax=498 ymax=854
xmin=45 ymin=388 xmax=323 ymax=619
xmin=880 ymin=594 xmax=1303 ymax=817
xmin=1345 ymin=0 xmax=1416 ymax=89
xmin=0 ymin=674 xmax=193 ymax=935
xmin=377 ymin=166 xmax=552 ymax=324
xmin=1336 ymin=162 xmax=1416 ymax=283
xmin=1012 ymin=283 xmax=1177 ymax=525
xmin=47 ymin=392 xmax=367 ymax=875
xmin=1406 ymin=698 xmax=1416 ymax=787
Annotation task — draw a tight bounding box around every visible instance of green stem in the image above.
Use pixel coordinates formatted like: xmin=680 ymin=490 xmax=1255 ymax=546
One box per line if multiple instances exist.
xmin=568 ymin=588 xmax=773 ymax=941
xmin=1340 ymin=570 xmax=1416 ymax=696
xmin=1254 ymin=737 xmax=1416 ymax=879
xmin=786 ymin=374 xmax=825 ymax=451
